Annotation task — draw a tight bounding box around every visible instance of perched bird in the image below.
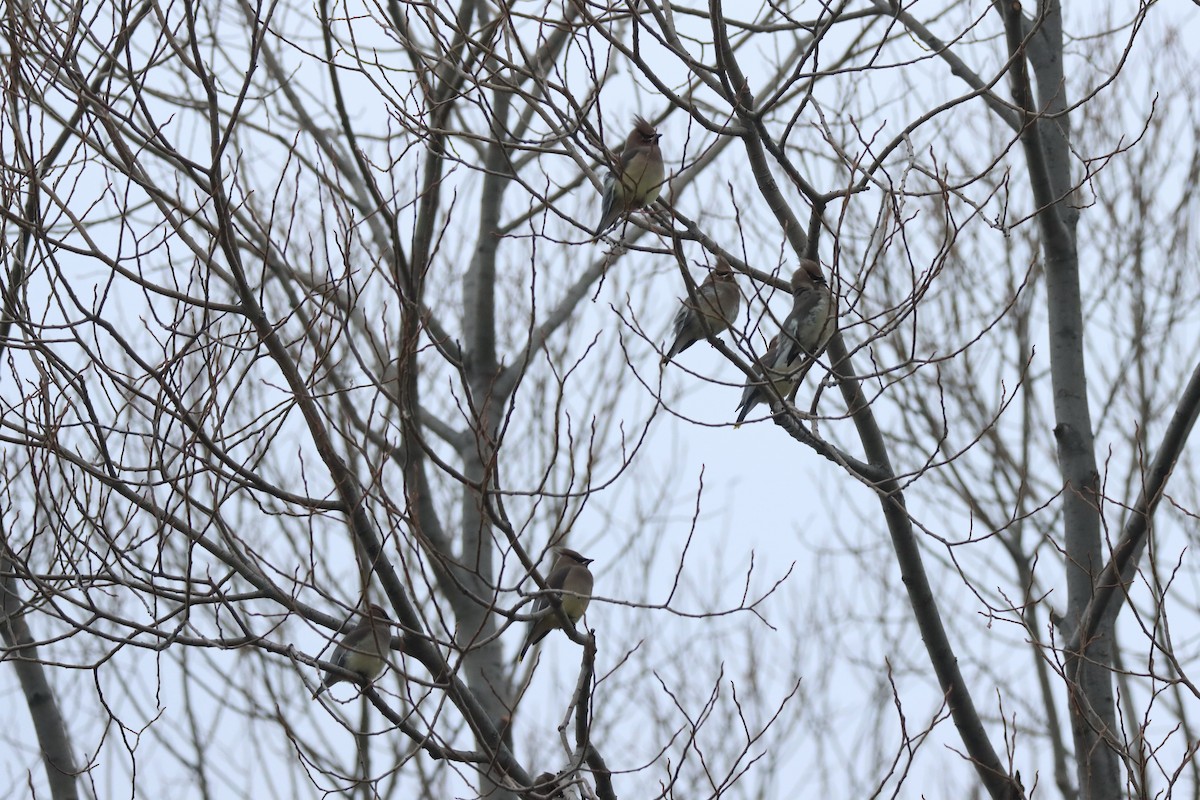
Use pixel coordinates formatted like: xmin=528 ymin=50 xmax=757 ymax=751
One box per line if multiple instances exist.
xmin=773 ymin=259 xmax=835 ymax=367
xmin=530 ymin=771 xmax=567 ymax=800
xmin=734 ymin=260 xmax=834 ymax=425
xmin=517 ymin=548 xmax=595 ymax=662
xmin=594 ymin=116 xmax=665 ymax=236
xmin=662 ymin=257 xmax=741 ymax=364
xmin=313 ymin=603 xmax=394 ymax=698
xmin=733 ymin=334 xmax=798 ymax=426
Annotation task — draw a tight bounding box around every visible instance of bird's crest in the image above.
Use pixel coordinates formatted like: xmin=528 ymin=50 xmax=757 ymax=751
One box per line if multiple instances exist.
xmin=632 ymin=115 xmax=660 ymax=142
xmin=555 ymin=547 xmax=594 ymax=565
xmin=797 ymin=258 xmax=825 ymax=287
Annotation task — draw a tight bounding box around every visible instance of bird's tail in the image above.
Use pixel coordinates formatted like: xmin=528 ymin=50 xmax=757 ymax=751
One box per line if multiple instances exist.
xmin=734 ymin=391 xmax=757 ymax=427
xmin=593 ymin=216 xmax=619 ymax=239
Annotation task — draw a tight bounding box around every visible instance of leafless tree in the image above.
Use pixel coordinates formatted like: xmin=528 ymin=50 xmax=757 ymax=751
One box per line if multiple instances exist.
xmin=2 ymin=1 xmax=1197 ymax=798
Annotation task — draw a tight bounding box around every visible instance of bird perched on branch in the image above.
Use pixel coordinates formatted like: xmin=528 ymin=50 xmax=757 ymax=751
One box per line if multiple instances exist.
xmin=734 ymin=334 xmax=796 ymax=426
xmin=594 ymin=116 xmax=664 ymax=237
xmin=517 ymin=548 xmax=595 ymax=662
xmin=313 ymin=603 xmax=395 ymax=697
xmin=530 ymin=771 xmax=568 ymax=800
xmin=662 ymin=257 xmax=741 ymax=364
xmin=734 ymin=259 xmax=834 ymax=425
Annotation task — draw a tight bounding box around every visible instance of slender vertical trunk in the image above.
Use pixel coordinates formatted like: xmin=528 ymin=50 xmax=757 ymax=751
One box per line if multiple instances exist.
xmin=999 ymin=1 xmax=1120 ymax=796
xmin=458 ymin=86 xmax=517 ymax=799
xmin=1 ymin=542 xmax=80 ymax=800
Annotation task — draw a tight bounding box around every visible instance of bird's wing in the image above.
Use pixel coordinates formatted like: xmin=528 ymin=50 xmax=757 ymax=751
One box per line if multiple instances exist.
xmin=774 ymin=288 xmax=823 ymax=368
xmin=593 ymin=171 xmax=621 ymax=235
xmin=334 ymin=626 xmax=375 ymax=663
xmin=532 ymin=564 xmax=572 ymax=613
xmin=670 ymin=300 xmax=694 ymax=336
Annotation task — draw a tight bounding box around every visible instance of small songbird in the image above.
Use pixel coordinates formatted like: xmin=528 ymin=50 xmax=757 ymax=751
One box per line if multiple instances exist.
xmin=772 ymin=259 xmax=834 ymax=368
xmin=530 ymin=771 xmax=567 ymax=800
xmin=313 ymin=603 xmax=394 ymax=698
xmin=594 ymin=117 xmax=665 ymax=236
xmin=734 ymin=260 xmax=834 ymax=425
xmin=734 ymin=334 xmax=797 ymax=426
xmin=662 ymin=257 xmax=741 ymax=364
xmin=517 ymin=548 xmax=595 ymax=662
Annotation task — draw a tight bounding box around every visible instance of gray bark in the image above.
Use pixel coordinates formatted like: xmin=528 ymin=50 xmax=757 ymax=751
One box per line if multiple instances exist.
xmin=1 ymin=542 xmax=80 ymax=800
xmin=998 ymin=2 xmax=1120 ymax=796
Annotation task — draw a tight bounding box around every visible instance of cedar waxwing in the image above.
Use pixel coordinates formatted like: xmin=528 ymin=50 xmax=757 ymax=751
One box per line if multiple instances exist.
xmin=531 ymin=771 xmax=567 ymax=800
xmin=734 ymin=260 xmax=834 ymax=425
xmin=662 ymin=257 xmax=741 ymax=364
xmin=517 ymin=548 xmax=595 ymax=662
xmin=313 ymin=603 xmax=394 ymax=698
xmin=594 ymin=117 xmax=665 ymax=236
xmin=733 ymin=334 xmax=797 ymax=426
